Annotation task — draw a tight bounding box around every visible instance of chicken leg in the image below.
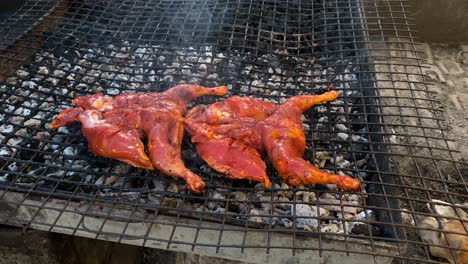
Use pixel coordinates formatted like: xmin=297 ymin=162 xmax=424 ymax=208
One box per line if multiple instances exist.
xmin=260 ymin=91 xmax=360 ymax=191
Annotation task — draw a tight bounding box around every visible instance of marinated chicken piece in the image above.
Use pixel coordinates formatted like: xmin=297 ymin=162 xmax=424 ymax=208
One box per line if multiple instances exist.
xmin=184 ymin=120 xmax=271 ymax=188
xmin=186 ymin=96 xmax=277 ymax=149
xmin=51 ymin=84 xmax=228 ymax=193
xmin=187 ymin=96 xmax=278 ymax=124
xmin=79 ymin=110 xmax=153 ymax=169
xmin=260 ymin=91 xmax=360 ymax=191
xmin=185 ymin=91 xmax=361 ymax=191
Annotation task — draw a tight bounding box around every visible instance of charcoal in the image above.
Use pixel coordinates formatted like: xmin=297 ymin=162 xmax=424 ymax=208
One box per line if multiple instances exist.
xmin=0 ymin=0 xmax=390 ymax=241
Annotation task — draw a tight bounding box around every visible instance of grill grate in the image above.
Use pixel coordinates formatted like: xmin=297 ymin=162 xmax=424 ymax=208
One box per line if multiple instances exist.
xmin=0 ymin=0 xmax=467 ymax=263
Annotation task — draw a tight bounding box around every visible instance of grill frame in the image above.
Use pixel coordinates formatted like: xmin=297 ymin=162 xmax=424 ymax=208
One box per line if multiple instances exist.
xmin=0 ymin=0 xmax=466 ymax=263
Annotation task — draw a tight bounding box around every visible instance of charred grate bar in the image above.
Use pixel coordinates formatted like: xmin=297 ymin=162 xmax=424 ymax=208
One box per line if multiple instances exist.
xmin=0 ymin=0 xmax=467 ymax=263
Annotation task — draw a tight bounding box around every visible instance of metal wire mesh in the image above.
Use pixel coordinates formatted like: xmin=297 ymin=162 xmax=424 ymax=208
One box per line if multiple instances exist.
xmin=0 ymin=0 xmax=466 ymax=263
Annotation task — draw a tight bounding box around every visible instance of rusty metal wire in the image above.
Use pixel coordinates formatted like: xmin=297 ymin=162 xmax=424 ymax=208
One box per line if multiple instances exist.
xmin=0 ymin=0 xmax=466 ymax=263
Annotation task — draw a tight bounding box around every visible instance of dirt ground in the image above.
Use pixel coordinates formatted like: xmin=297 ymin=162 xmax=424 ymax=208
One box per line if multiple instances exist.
xmin=374 ymin=42 xmax=468 ymax=264
xmin=418 ymin=43 xmax=468 ymax=160
xmin=373 ymin=41 xmax=468 ymax=191
xmin=373 ymin=41 xmax=468 ymax=161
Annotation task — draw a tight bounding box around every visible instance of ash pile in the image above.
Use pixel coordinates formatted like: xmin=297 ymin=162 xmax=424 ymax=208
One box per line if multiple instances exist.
xmin=0 ymin=1 xmax=385 ymax=237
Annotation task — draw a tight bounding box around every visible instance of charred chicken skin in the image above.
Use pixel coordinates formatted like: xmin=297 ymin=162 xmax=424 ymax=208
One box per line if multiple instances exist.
xmin=51 ymin=84 xmax=228 ymax=193
xmin=185 ymin=91 xmax=361 ymax=191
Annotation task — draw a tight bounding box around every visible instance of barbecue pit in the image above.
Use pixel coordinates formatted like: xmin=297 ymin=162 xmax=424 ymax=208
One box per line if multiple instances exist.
xmin=0 ymin=0 xmax=467 ymax=263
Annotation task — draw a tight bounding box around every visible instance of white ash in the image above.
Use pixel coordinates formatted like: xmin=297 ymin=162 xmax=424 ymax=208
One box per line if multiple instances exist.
xmin=104 ymin=175 xmax=120 ymax=185
xmin=249 ymin=208 xmax=273 ymax=224
xmin=15 ymin=129 xmax=28 ymax=137
xmin=335 ymin=123 xmax=348 ymax=131
xmin=38 ymin=66 xmax=49 ymax=75
xmin=337 ymin=159 xmax=351 ymax=168
xmin=0 ymin=147 xmax=12 ymax=156
xmin=0 ymin=41 xmax=373 ymax=235
xmin=0 ymin=124 xmax=14 ymax=134
xmin=94 ymin=176 xmax=105 ymax=185
xmin=293 ymin=204 xmax=319 ymax=230
xmin=321 ymin=224 xmax=340 ymax=233
xmin=345 ymin=194 xmax=360 ymax=202
xmin=46 ymin=77 xmax=58 ymax=85
xmin=4 ymin=105 xmax=15 ymax=113
xmin=57 ymin=127 xmax=70 ymax=134
xmin=337 ymin=132 xmax=349 ymax=140
xmin=21 ymin=81 xmax=37 ymax=89
xmin=6 ymin=77 xmax=18 ymax=85
xmin=63 ymin=146 xmax=77 ymax=156
xmin=213 ymin=207 xmax=226 ymax=214
xmin=281 ymin=218 xmax=294 ymax=228
xmin=84 ymin=175 xmax=93 ymax=183
xmin=24 ymin=119 xmax=41 ymax=128
xmin=16 ymin=69 xmax=29 ymax=77
xmin=7 ymin=162 xmax=18 ymax=172
xmin=7 ymin=137 xmax=22 ymax=146
xmin=107 ymin=88 xmax=120 ymax=95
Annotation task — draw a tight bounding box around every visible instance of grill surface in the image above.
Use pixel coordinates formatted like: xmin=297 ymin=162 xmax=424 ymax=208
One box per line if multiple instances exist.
xmin=0 ymin=0 xmax=467 ymax=263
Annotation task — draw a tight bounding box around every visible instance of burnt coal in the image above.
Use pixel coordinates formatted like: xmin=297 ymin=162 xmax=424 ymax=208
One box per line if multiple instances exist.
xmin=0 ymin=0 xmax=407 ymax=249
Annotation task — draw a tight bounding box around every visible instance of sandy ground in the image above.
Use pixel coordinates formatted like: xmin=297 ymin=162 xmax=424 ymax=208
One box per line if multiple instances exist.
xmin=418 ymin=43 xmax=468 ymax=160
xmin=374 ymin=41 xmax=468 ymax=160
xmin=372 ymin=41 xmax=468 ymax=203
